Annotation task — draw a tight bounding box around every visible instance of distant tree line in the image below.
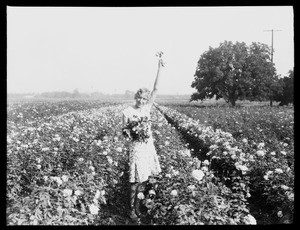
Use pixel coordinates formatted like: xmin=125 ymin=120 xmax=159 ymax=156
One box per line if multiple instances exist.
xmin=191 ymin=40 xmax=294 ymax=106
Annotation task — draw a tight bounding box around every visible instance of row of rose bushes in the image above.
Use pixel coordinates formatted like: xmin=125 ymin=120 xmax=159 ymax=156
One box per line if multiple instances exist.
xmin=7 ymin=105 xmax=127 ymax=225
xmin=7 ymin=102 xmax=255 ymax=225
xmin=143 ymin=107 xmax=256 ymax=225
xmin=156 ymin=105 xmax=294 ymax=224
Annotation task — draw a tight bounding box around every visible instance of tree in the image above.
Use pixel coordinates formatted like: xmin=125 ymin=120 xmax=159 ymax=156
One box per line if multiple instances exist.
xmin=191 ymin=41 xmax=276 ymax=106
xmin=273 ymin=69 xmax=294 ymax=106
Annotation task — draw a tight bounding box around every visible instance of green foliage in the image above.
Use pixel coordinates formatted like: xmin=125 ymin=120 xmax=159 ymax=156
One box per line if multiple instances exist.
xmin=273 ymin=70 xmax=294 ymax=106
xmin=166 ymin=103 xmax=294 ymax=224
xmin=191 ymin=41 xmax=276 ymax=106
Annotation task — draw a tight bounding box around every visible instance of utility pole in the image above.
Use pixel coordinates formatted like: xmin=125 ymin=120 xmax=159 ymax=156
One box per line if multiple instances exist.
xmin=264 ymin=29 xmax=282 ymax=63
xmin=263 ymin=29 xmax=282 ymax=107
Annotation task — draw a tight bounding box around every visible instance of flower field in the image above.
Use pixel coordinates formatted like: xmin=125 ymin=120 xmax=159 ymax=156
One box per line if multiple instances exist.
xmin=7 ymin=100 xmax=294 ymax=225
xmin=158 ymin=103 xmax=294 ymax=224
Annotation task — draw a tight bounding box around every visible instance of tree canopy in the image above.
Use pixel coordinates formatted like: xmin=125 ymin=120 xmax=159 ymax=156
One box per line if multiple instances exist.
xmin=191 ymin=41 xmax=276 ymax=106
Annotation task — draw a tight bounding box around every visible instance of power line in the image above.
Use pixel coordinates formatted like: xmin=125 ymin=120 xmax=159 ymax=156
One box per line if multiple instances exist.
xmin=263 ymin=29 xmax=282 ymax=63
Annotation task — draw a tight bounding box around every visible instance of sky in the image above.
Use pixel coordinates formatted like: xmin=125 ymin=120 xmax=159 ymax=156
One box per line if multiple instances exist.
xmin=7 ymin=6 xmax=294 ymax=95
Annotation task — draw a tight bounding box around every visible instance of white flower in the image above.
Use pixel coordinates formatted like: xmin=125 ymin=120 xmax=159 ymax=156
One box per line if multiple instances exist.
xmin=165 ymin=173 xmax=172 ymax=178
xmin=256 ymin=150 xmax=265 ymax=157
xmin=89 ymin=166 xmax=95 ymax=171
xmin=165 ymin=141 xmax=170 ymax=146
xmin=36 ymin=164 xmax=41 ymax=169
xmin=275 ymin=168 xmax=283 ymax=174
xmin=287 ymin=192 xmax=294 ymax=201
xmin=89 ymin=204 xmax=99 ymax=215
xmin=270 ymin=151 xmax=276 ymax=155
xmin=263 ymin=175 xmax=269 ymax=180
xmin=100 ymin=190 xmax=105 ymax=196
xmin=170 ymin=190 xmax=178 ymax=196
xmin=61 ymin=175 xmax=68 ymax=182
xmin=187 ymin=185 xmax=196 ymax=191
xmin=280 ymin=185 xmax=289 ymax=190
xmin=137 ymin=192 xmax=145 ymax=200
xmin=172 ymin=170 xmax=179 ymax=176
xmin=245 ymin=214 xmax=257 ymax=225
xmin=281 ymin=151 xmax=287 ymax=155
xmin=51 ymin=176 xmax=63 ymax=186
xmin=78 ymin=158 xmax=84 ymax=162
xmin=43 ymin=176 xmax=48 ymax=181
xmin=116 ymin=147 xmax=122 ymax=152
xmin=201 ymin=166 xmax=208 ymax=172
xmin=74 ymin=190 xmax=83 ymax=196
xmin=283 ymin=143 xmax=288 ymax=147
xmin=258 ymin=142 xmax=265 ymax=149
xmin=107 ymin=156 xmax=113 ymax=164
xmin=62 ymin=189 xmax=73 ymax=197
xmin=149 ymin=190 xmax=156 ymax=196
xmin=42 ymin=147 xmax=49 ymax=151
xmin=242 ymin=138 xmax=248 ymax=144
xmin=202 ymin=160 xmax=209 ymax=165
xmin=277 ymin=211 xmax=283 ymax=218
xmin=101 ymin=151 xmax=108 ymax=155
xmin=94 ymin=190 xmax=101 ymax=199
xmin=56 ymin=177 xmax=63 ymax=186
xmin=191 ymin=169 xmax=205 ymax=181
xmin=236 ymin=165 xmax=249 ymax=172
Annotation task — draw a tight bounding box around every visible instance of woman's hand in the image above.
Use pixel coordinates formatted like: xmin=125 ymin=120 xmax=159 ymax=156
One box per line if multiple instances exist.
xmin=156 ymin=51 xmax=165 ymax=67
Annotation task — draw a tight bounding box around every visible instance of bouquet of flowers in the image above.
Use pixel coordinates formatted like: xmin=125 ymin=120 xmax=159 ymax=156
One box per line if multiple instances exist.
xmin=122 ymin=115 xmax=151 ymax=143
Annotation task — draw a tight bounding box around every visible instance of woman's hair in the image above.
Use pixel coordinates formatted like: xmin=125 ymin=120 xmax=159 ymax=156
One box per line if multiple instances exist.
xmin=134 ymin=88 xmax=151 ymax=100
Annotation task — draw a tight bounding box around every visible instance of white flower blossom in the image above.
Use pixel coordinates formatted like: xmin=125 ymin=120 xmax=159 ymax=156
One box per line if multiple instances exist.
xmin=256 ymin=150 xmax=265 ymax=157
xmin=242 ymin=138 xmax=248 ymax=144
xmin=257 ymin=142 xmax=265 ymax=149
xmin=89 ymin=204 xmax=99 ymax=215
xmin=61 ymin=175 xmax=68 ymax=182
xmin=245 ymin=214 xmax=257 ymax=225
xmin=107 ymin=156 xmax=113 ymax=164
xmin=62 ymin=189 xmax=73 ymax=197
xmin=74 ymin=190 xmax=83 ymax=196
xmin=202 ymin=160 xmax=209 ymax=165
xmin=275 ymin=168 xmax=283 ymax=174
xmin=281 ymin=151 xmax=287 ymax=155
xmin=270 ymin=151 xmax=276 ymax=155
xmin=89 ymin=166 xmax=95 ymax=171
xmin=170 ymin=190 xmax=178 ymax=196
xmin=191 ymin=169 xmax=205 ymax=181
xmin=137 ymin=192 xmax=145 ymax=200
xmin=277 ymin=211 xmax=283 ymax=218
xmin=187 ymin=185 xmax=196 ymax=191
xmin=149 ymin=190 xmax=156 ymax=196
xmin=165 ymin=173 xmax=172 ymax=178
xmin=280 ymin=185 xmax=289 ymax=190
xmin=116 ymin=147 xmax=122 ymax=152
xmin=236 ymin=165 xmax=249 ymax=172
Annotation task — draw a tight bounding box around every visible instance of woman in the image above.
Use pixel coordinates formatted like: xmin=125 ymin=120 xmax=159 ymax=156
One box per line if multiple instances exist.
xmin=122 ymin=56 xmax=164 ymax=220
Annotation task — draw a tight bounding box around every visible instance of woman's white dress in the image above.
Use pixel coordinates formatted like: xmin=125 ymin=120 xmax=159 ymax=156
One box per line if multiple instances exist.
xmin=122 ymin=104 xmax=161 ymax=183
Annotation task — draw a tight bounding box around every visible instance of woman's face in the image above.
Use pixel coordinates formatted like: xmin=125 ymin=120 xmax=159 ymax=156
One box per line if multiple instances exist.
xmin=135 ymin=94 xmax=148 ymax=108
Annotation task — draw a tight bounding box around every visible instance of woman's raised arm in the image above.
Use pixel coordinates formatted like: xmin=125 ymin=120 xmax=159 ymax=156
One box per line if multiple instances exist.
xmin=148 ymin=58 xmax=164 ymax=105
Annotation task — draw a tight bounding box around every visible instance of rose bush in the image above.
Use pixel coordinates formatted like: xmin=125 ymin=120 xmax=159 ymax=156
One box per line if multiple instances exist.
xmin=156 ymin=104 xmax=294 ymax=224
